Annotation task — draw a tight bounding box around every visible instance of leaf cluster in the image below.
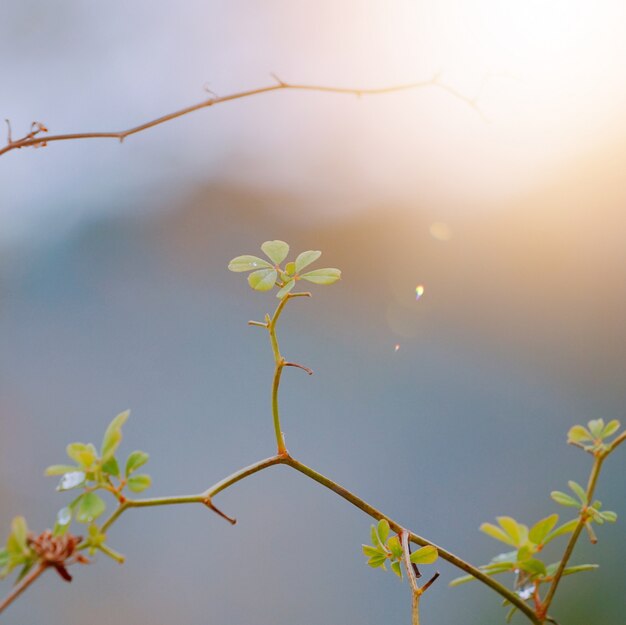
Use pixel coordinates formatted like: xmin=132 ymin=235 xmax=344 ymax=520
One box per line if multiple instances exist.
xmin=362 ymin=519 xmax=438 ymax=580
xmin=567 ymin=418 xmax=621 ymax=455
xmin=228 ymin=240 xmax=340 ymax=297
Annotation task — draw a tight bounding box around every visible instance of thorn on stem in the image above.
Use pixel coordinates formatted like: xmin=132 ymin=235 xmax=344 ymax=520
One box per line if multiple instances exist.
xmin=420 ymin=571 xmax=440 ymax=594
xmin=270 ymin=72 xmax=286 ymax=87
xmin=5 ymin=119 xmax=12 ymax=144
xmin=203 ymin=497 xmax=237 ymax=525
xmin=284 ymin=361 xmax=313 ymax=375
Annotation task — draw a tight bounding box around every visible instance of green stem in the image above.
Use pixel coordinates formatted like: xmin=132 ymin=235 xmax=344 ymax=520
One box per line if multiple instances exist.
xmin=541 ymin=453 xmax=605 ymax=617
xmin=283 ymin=455 xmax=542 ymax=625
xmin=267 ymin=292 xmax=310 ymax=454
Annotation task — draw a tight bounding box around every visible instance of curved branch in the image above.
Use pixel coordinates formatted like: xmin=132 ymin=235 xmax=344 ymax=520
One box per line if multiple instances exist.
xmin=0 ymin=563 xmax=47 ymax=615
xmin=0 ymin=75 xmax=484 ymax=158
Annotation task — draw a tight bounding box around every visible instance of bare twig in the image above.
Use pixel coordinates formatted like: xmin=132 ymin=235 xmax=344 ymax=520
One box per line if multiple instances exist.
xmin=1 ymin=75 xmax=485 ymax=158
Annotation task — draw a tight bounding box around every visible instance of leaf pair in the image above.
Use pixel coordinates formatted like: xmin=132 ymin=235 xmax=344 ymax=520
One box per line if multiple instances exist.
xmin=567 ymin=418 xmax=621 ymax=454
xmin=228 ymin=240 xmax=341 ymax=297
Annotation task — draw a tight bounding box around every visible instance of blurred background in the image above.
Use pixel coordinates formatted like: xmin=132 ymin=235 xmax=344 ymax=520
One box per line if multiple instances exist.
xmin=1 ymin=1 xmax=625 ymax=624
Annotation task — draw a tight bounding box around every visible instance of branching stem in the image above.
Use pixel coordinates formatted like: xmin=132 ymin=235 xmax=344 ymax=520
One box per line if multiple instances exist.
xmin=0 ymin=75 xmax=485 ymax=158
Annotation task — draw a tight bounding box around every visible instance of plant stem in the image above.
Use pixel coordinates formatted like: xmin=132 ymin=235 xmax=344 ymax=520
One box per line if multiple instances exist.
xmin=401 ymin=530 xmax=421 ymax=625
xmin=283 ymin=455 xmax=541 ymax=625
xmin=540 ymin=453 xmax=606 ymax=617
xmin=0 ymin=563 xmax=47 ymax=615
xmin=267 ymin=292 xmax=310 ymax=454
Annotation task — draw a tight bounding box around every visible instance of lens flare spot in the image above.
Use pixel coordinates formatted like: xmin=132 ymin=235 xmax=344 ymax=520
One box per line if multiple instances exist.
xmin=429 ymin=222 xmax=452 ymax=241
xmin=394 ymin=344 xmax=401 ymax=352
xmin=415 ymin=285 xmax=425 ymax=301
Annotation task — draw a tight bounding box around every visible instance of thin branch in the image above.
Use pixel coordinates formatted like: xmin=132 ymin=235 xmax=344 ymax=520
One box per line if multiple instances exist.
xmin=284 ymin=361 xmax=313 ymax=375
xmin=0 ymin=75 xmax=484 ymax=158
xmin=0 ymin=563 xmax=47 ymax=615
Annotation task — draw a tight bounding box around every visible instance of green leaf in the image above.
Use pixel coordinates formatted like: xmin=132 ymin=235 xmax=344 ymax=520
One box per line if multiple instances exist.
xmin=15 ymin=561 xmax=35 ymax=584
xmin=10 ymin=517 xmax=28 ymax=551
xmin=276 ymin=279 xmax=296 ymax=299
xmin=362 ymin=545 xmax=383 ymax=558
xmin=125 ymin=451 xmax=149 ymax=476
xmin=53 ymin=507 xmax=72 ymax=537
xmin=562 ymin=564 xmax=599 ymax=576
xmin=529 ymin=514 xmax=559 ymax=545
xmin=284 ymin=261 xmax=296 ymax=275
xmin=567 ymin=425 xmax=592 ymax=444
xmin=0 ymin=549 xmax=8 ymax=568
xmin=367 ymin=554 xmax=387 ymax=569
xmin=449 ymin=574 xmax=476 ymax=587
xmin=300 ymin=268 xmax=341 ymax=285
xmin=505 ymin=606 xmax=518 ymax=624
xmin=56 ymin=471 xmax=86 ymax=491
xmin=295 ymin=250 xmax=322 ymax=273
xmin=497 ymin=517 xmax=527 ymax=546
xmin=602 ymin=419 xmax=620 ymax=439
xmin=387 ymin=536 xmax=403 ymax=559
xmin=410 ymin=545 xmax=438 ymax=565
xmin=248 ymin=268 xmax=278 ymax=292
xmin=101 ymin=410 xmax=130 ymax=462
xmin=261 ymin=240 xmax=289 ymax=265
xmin=44 ymin=464 xmax=79 ymax=476
xmin=568 ymin=481 xmax=588 ymax=504
xmin=587 ymin=419 xmax=605 ymax=438
xmin=518 ymin=558 xmax=546 ymax=577
xmin=551 ymin=491 xmax=579 ymax=507
xmin=544 ymin=518 xmax=578 ymax=543
xmin=76 ymin=493 xmax=106 ymax=524
xmin=127 ymin=474 xmax=152 ymax=493
xmin=600 ymin=510 xmax=617 ymax=522
xmin=101 ymin=456 xmax=120 ymax=478
xmin=391 ymin=560 xmax=403 ymax=579
xmin=66 ymin=443 xmax=97 ymax=467
xmin=480 ymin=522 xmax=516 ymax=546
xmin=376 ymin=519 xmax=390 ymax=545
xmin=228 ymin=255 xmax=272 ymax=272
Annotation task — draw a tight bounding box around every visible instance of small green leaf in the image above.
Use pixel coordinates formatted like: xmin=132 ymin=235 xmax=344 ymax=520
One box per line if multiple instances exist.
xmin=248 ymin=268 xmax=278 ymax=291
xmin=497 ymin=517 xmax=527 ymax=546
xmin=53 ymin=507 xmax=72 ymax=537
xmin=362 ymin=545 xmax=382 ymax=558
xmin=56 ymin=471 xmax=86 ymax=491
xmin=276 ymin=279 xmax=296 ymax=299
xmin=300 ymin=268 xmax=341 ymax=285
xmin=587 ymin=419 xmax=605 ymax=438
xmin=529 ymin=514 xmax=559 ymax=545
xmin=449 ymin=574 xmax=476 ymax=587
xmin=410 ymin=545 xmax=438 ymax=565
xmin=562 ymin=564 xmax=599 ymax=576
xmin=228 ymin=255 xmax=272 ymax=272
xmin=261 ymin=240 xmax=289 ymax=265
xmin=602 ymin=419 xmax=620 ymax=439
xmin=368 ymin=554 xmax=387 ymax=569
xmin=125 ymin=451 xmax=149 ymax=476
xmin=15 ymin=561 xmax=35 ymax=584
xmin=568 ymin=481 xmax=588 ymax=504
xmin=76 ymin=493 xmax=106 ymax=524
xmin=518 ymin=558 xmax=546 ymax=577
xmin=376 ymin=519 xmax=390 ymax=544
xmin=127 ymin=474 xmax=152 ymax=493
xmin=0 ymin=549 xmax=8 ymax=568
xmin=101 ymin=456 xmax=120 ymax=478
xmin=66 ymin=443 xmax=95 ymax=466
xmin=45 ymin=464 xmax=79 ymax=476
xmin=600 ymin=510 xmax=617 ymax=523
xmin=295 ymin=250 xmax=322 ymax=273
xmin=284 ymin=261 xmax=296 ymax=275
xmin=567 ymin=425 xmax=592 ymax=444
xmin=551 ymin=491 xmax=579 ymax=507
xmin=101 ymin=410 xmax=130 ymax=462
xmin=505 ymin=606 xmax=518 ymax=624
xmin=10 ymin=517 xmax=28 ymax=551
xmin=544 ymin=518 xmax=578 ymax=543
xmin=387 ymin=536 xmax=403 ymax=559
xmin=480 ymin=522 xmax=516 ymax=546
xmin=391 ymin=561 xmax=403 ymax=579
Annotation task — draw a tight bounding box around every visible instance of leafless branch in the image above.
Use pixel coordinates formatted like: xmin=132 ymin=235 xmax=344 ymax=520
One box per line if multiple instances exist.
xmin=1 ymin=74 xmax=485 ymax=158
